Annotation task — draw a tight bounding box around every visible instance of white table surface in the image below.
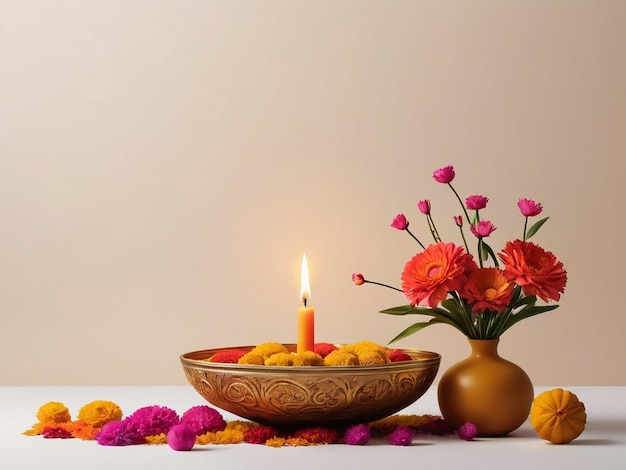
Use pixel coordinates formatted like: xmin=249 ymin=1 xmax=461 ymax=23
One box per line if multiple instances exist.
xmin=1 ymin=386 xmax=624 ymax=470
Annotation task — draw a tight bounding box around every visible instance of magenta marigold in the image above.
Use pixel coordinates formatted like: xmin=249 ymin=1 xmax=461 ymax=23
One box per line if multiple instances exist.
xmin=401 ymin=242 xmax=478 ymax=308
xmin=499 ymin=240 xmax=567 ymax=302
xmin=518 ymin=198 xmax=543 ymax=217
xmin=470 ymin=220 xmax=496 ymax=238
xmin=459 ymin=268 xmax=514 ymax=313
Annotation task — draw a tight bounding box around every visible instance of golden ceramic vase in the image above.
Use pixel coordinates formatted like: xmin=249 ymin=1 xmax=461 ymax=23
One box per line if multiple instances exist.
xmin=437 ymin=338 xmax=534 ymax=436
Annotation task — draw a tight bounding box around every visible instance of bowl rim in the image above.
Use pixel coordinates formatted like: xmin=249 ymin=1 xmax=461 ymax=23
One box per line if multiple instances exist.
xmin=180 ymin=343 xmax=441 ymax=374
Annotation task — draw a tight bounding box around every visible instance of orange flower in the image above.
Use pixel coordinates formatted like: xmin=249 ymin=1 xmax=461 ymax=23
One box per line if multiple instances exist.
xmin=499 ymin=240 xmax=567 ymax=302
xmin=460 ymin=268 xmax=514 ymax=313
xmin=401 ymin=242 xmax=478 ymax=307
xmin=77 ymin=400 xmax=122 ymax=428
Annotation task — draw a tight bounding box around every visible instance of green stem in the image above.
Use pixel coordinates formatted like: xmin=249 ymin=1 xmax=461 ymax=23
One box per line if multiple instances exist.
xmin=458 ymin=226 xmax=470 ymax=254
xmin=477 ymin=238 xmax=484 ymax=268
xmin=448 ymin=183 xmax=471 ymax=225
xmin=426 ymin=214 xmax=441 ymax=242
xmin=406 ymin=227 xmax=426 ymax=249
xmin=364 ymin=280 xmax=404 ymax=292
xmin=523 ymin=216 xmax=528 ymax=241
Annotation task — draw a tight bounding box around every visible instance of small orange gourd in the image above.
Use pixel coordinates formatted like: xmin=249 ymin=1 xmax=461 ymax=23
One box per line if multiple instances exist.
xmin=530 ymin=388 xmax=586 ymax=444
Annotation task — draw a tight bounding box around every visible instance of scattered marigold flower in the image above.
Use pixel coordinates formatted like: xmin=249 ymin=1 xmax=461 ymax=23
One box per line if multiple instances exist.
xmin=391 ymin=213 xmax=409 ymax=230
xmin=499 ymin=240 xmax=567 ymax=302
xmin=432 ymin=165 xmax=455 ymax=183
xmin=454 ymin=215 xmax=463 ymax=227
xmin=181 ymin=405 xmax=226 ymax=435
xmin=167 ymin=423 xmax=196 ymax=451
xmin=344 ymin=424 xmax=371 ymax=445
xmin=127 ymin=405 xmax=180 ymax=437
xmin=387 ymin=349 xmax=412 ymax=362
xmin=457 ymin=422 xmax=478 ymax=441
xmin=209 ymin=349 xmax=248 ymax=363
xmin=313 ymin=342 xmax=338 ymax=357
xmin=244 ymin=425 xmax=282 ymax=444
xmin=470 ymin=220 xmax=497 ymax=238
xmin=518 ymin=198 xmax=543 ymax=217
xmin=144 ymin=433 xmax=168 ymax=445
xmin=292 ymin=427 xmax=340 ymax=444
xmin=96 ymin=419 xmax=145 ymax=446
xmin=401 ymin=241 xmax=478 ymax=308
xmin=42 ymin=425 xmax=73 ymax=439
xmin=266 ymin=437 xmax=287 ymax=447
xmin=77 ymin=400 xmax=122 ymax=428
xmin=285 ymin=437 xmax=312 ymax=446
xmin=417 ymin=199 xmax=431 ymax=215
xmin=196 ymin=428 xmax=246 ymax=445
xmin=351 ymin=273 xmax=365 ymax=286
xmin=36 ymin=401 xmax=71 ymax=425
xmin=64 ymin=420 xmax=100 ymax=440
xmin=465 ymin=195 xmax=489 ymax=210
xmin=459 ymin=268 xmax=514 ymax=314
xmin=389 ymin=426 xmax=413 ymax=446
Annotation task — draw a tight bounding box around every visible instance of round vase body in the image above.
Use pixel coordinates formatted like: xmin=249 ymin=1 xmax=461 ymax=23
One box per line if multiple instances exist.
xmin=437 ymin=339 xmax=534 ymax=436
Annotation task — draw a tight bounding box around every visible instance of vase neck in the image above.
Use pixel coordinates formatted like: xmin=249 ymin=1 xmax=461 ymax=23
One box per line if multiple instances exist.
xmin=467 ymin=338 xmax=500 ymax=358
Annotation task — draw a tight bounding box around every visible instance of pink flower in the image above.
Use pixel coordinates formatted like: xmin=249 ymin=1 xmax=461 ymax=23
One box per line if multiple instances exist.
xmin=465 ymin=195 xmax=488 ymax=210
xmin=352 ymin=273 xmax=365 ymax=286
xmin=470 ymin=220 xmax=496 ymax=238
xmin=167 ymin=423 xmax=196 ymax=451
xmin=432 ymin=165 xmax=455 ymax=183
xmin=417 ymin=199 xmax=431 ymax=215
xmin=127 ymin=405 xmax=180 ymax=437
xmin=180 ymin=406 xmax=226 ymax=435
xmin=458 ymin=422 xmax=478 ymax=441
xmin=518 ymin=198 xmax=543 ymax=217
xmin=391 ymin=213 xmax=409 ymax=230
xmin=389 ymin=426 xmax=413 ymax=446
xmin=96 ymin=419 xmax=145 ymax=446
xmin=344 ymin=424 xmax=371 ymax=445
xmin=454 ymin=215 xmax=463 ymax=227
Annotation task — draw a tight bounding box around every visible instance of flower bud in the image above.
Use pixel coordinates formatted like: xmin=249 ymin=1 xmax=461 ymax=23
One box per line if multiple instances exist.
xmin=352 ymin=273 xmax=365 ymax=286
xmin=454 ymin=215 xmax=463 ymax=227
xmin=432 ymin=165 xmax=455 ymax=183
xmin=417 ymin=200 xmax=431 ymax=215
xmin=390 ymin=214 xmax=409 ymax=230
xmin=470 ymin=220 xmax=497 ymax=238
xmin=517 ymin=198 xmax=543 ymax=217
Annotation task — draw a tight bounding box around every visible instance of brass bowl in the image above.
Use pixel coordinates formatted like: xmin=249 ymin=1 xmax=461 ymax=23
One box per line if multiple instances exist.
xmin=180 ymin=344 xmax=440 ymax=427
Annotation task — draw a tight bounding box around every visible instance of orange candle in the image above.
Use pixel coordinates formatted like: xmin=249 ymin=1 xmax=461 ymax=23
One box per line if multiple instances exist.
xmin=297 ymin=254 xmax=315 ymax=353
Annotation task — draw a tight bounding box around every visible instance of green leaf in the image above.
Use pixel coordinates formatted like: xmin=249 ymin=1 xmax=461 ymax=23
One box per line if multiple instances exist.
xmin=387 ymin=320 xmax=442 ymax=345
xmin=481 ymin=241 xmax=499 ymax=267
xmin=526 ymin=217 xmax=549 ymax=240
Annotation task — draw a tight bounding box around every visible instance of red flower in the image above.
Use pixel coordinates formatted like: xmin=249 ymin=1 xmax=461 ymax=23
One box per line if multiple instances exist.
xmin=391 ymin=214 xmax=409 ymax=230
xmin=499 ymin=240 xmax=567 ymax=302
xmin=459 ymin=268 xmax=514 ymax=313
xmin=432 ymin=165 xmax=455 ymax=183
xmin=453 ymin=215 xmax=463 ymax=227
xmin=401 ymin=242 xmax=478 ymax=307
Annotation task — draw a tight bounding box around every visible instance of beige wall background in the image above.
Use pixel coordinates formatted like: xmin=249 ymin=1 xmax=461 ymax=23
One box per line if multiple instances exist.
xmin=1 ymin=0 xmax=625 ymax=386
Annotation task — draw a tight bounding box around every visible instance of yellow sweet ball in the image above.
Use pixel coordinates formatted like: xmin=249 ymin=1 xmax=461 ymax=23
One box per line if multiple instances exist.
xmin=530 ymin=388 xmax=587 ymax=444
xmin=264 ymin=353 xmax=295 ymax=367
xmin=249 ymin=342 xmax=289 ymax=359
xmin=323 ymin=350 xmax=359 ymax=366
xmin=238 ymin=352 xmax=265 ymax=365
xmin=293 ymin=351 xmax=324 ymax=366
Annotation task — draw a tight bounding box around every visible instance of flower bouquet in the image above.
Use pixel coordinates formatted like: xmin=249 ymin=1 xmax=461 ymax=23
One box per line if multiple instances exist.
xmin=353 ymin=165 xmax=567 ymax=343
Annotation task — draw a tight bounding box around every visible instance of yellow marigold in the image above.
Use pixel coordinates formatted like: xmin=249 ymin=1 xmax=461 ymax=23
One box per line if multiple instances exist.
xmin=226 ymin=420 xmax=257 ymax=433
xmin=285 ymin=437 xmax=314 ymax=446
xmin=266 ymin=437 xmax=287 ymax=447
xmin=323 ymin=350 xmax=359 ymax=366
xmin=237 ymin=352 xmax=265 ymax=365
xmin=342 ymin=341 xmax=388 ymax=356
xmin=293 ymin=351 xmax=324 ymax=366
xmin=196 ymin=428 xmax=245 ymax=445
xmin=250 ymin=342 xmax=289 ymax=359
xmin=36 ymin=401 xmax=71 ymax=424
xmin=145 ymin=433 xmax=168 ymax=445
xmin=264 ymin=353 xmax=295 ymax=367
xmin=357 ymin=350 xmax=388 ymax=366
xmin=77 ymin=400 xmax=122 ymax=427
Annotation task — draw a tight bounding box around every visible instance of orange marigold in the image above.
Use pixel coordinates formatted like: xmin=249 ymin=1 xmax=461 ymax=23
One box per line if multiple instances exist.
xmin=401 ymin=242 xmax=478 ymax=307
xmin=77 ymin=400 xmax=122 ymax=428
xmin=36 ymin=401 xmax=71 ymax=425
xmin=499 ymin=240 xmax=567 ymax=302
xmin=460 ymin=268 xmax=514 ymax=313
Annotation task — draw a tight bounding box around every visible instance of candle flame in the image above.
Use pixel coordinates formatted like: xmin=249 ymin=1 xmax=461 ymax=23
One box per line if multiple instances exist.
xmin=300 ymin=254 xmax=310 ymax=306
